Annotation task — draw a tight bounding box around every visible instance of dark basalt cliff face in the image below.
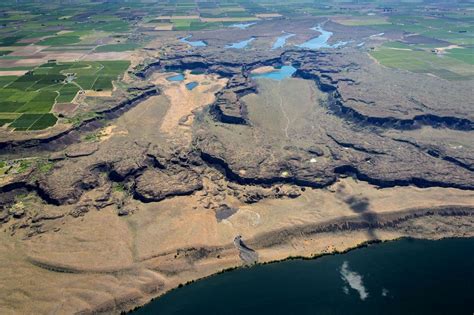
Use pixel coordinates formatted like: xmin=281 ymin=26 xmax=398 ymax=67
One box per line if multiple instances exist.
xmin=141 ymin=48 xmax=474 ymax=131
xmin=160 ymin=49 xmax=473 ymax=191
xmin=1 ymin=46 xmax=473 ymax=232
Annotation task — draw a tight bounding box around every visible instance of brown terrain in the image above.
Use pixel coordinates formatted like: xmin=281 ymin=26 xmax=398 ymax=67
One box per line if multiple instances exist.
xmin=0 ymin=17 xmax=473 ymax=314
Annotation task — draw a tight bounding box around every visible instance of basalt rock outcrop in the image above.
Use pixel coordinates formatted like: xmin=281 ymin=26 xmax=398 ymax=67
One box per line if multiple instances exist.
xmin=134 ymin=168 xmax=203 ymax=202
xmin=1 ymin=33 xmax=473 ymax=231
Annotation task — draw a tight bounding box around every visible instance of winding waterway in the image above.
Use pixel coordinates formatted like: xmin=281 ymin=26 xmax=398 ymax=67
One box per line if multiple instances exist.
xmin=272 ymin=32 xmax=295 ymax=49
xmin=133 ymin=238 xmax=474 ymax=314
xmin=179 ymin=35 xmax=207 ymax=47
xmin=298 ymin=24 xmax=348 ymax=49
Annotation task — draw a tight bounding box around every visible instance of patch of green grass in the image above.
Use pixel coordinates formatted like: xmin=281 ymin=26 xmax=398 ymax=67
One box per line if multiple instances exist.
xmin=0 ymin=112 xmax=19 ymax=126
xmin=92 ymin=75 xmax=114 ymax=90
xmin=83 ymin=132 xmax=99 ymax=142
xmin=172 ymin=19 xmax=199 ymax=30
xmin=8 ymin=113 xmax=57 ymax=130
xmin=0 ymin=76 xmax=16 ymax=88
xmin=16 ymin=91 xmax=58 ymax=113
xmin=9 ymin=113 xmax=43 ymax=130
xmin=382 ymin=41 xmax=413 ymax=49
xmin=0 ymin=118 xmax=13 ymax=126
xmin=0 ymin=101 xmax=24 ymax=112
xmin=0 ymin=36 xmax=26 ymax=47
xmin=113 ymin=182 xmax=126 ymax=193
xmin=17 ymin=160 xmax=32 ymax=173
xmin=57 ymin=84 xmax=79 ymax=103
xmin=446 ymin=48 xmax=474 ymax=65
xmin=370 ymin=45 xmax=474 ymax=80
xmin=66 ymin=111 xmax=102 ymax=127
xmin=38 ymin=35 xmax=82 ymax=46
xmin=28 ymin=113 xmax=57 ymax=130
xmin=36 ymin=160 xmax=54 ymax=173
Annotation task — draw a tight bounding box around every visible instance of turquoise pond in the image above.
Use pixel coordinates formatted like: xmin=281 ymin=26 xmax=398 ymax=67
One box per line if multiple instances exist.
xmin=225 ymin=37 xmax=255 ymax=49
xmin=133 ymin=238 xmax=474 ymax=315
xmin=166 ymin=74 xmax=184 ymax=82
xmin=185 ymin=82 xmax=198 ymax=90
xmin=179 ymin=35 xmax=207 ymax=47
xmin=251 ymin=65 xmax=297 ymax=81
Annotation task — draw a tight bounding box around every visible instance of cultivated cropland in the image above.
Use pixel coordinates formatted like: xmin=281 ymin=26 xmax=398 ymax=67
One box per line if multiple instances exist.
xmin=0 ymin=0 xmax=473 ymax=313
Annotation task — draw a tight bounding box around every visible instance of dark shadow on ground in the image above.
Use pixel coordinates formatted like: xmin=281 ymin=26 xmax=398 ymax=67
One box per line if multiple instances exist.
xmin=343 ymin=195 xmax=378 ymax=239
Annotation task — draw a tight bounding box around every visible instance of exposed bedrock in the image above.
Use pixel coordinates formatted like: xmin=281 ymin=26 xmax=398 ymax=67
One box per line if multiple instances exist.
xmin=134 ymin=168 xmax=203 ymax=202
xmin=197 ymin=136 xmax=474 ymax=191
xmin=1 ymin=46 xmax=473 ymax=216
xmin=147 ymin=48 xmax=474 ymax=131
xmin=192 ymin=71 xmax=473 ymax=191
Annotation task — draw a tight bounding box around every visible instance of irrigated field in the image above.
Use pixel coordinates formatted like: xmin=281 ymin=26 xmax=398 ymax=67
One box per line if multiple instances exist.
xmin=0 ymin=60 xmax=129 ymax=131
xmin=371 ymin=43 xmax=474 ymax=80
xmin=368 ymin=13 xmax=473 ymax=80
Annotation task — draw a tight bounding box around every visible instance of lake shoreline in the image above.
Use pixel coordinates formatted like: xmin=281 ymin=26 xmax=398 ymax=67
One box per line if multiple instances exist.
xmin=127 ymin=234 xmax=473 ymax=314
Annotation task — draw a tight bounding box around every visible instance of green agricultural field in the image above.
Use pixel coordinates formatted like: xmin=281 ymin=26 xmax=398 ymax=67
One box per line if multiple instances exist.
xmin=446 ymin=48 xmax=474 ymax=65
xmin=370 ymin=43 xmax=474 ymax=80
xmin=38 ymin=34 xmax=82 ymax=46
xmin=0 ymin=76 xmax=16 ymax=88
xmin=8 ymin=113 xmax=57 ymax=131
xmin=0 ymin=60 xmax=129 ymax=131
xmin=172 ymin=19 xmax=199 ymax=30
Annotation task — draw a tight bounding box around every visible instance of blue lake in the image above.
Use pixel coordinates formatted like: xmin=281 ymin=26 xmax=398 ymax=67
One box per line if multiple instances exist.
xmin=229 ymin=22 xmax=256 ymax=29
xmin=185 ymin=82 xmax=198 ymax=90
xmin=179 ymin=35 xmax=207 ymax=47
xmin=251 ymin=65 xmax=297 ymax=81
xmin=298 ymin=24 xmax=347 ymax=49
xmin=166 ymin=74 xmax=184 ymax=82
xmin=133 ymin=238 xmax=474 ymax=315
xmin=225 ymin=37 xmax=255 ymax=49
xmin=272 ymin=33 xmax=295 ymax=50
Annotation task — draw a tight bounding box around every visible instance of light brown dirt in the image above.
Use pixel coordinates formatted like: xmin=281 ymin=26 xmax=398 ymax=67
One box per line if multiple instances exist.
xmin=152 ymin=71 xmax=227 ymax=142
xmin=0 ymin=70 xmax=29 ymax=76
xmin=0 ymin=178 xmax=472 ymax=314
xmin=250 ymin=66 xmax=276 ymax=74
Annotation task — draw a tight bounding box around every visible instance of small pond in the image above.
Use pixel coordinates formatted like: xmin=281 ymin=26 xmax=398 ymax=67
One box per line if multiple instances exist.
xmin=225 ymin=37 xmax=255 ymax=49
xmin=251 ymin=65 xmax=297 ymax=81
xmin=185 ymin=82 xmax=198 ymax=90
xmin=179 ymin=35 xmax=207 ymax=47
